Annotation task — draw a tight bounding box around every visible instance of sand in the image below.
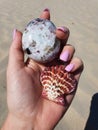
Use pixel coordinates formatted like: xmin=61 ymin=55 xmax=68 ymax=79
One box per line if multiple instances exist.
xmin=0 ymin=0 xmax=98 ymax=129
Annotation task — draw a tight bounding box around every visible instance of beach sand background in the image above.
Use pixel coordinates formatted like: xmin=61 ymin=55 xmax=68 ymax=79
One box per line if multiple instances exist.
xmin=0 ymin=0 xmax=98 ymax=129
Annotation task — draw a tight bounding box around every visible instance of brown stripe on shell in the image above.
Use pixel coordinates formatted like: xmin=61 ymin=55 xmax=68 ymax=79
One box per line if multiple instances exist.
xmin=40 ymin=65 xmax=77 ymax=101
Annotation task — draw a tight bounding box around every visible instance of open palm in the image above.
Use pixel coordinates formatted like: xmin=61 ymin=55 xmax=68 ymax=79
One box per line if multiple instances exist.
xmin=6 ymin=10 xmax=83 ymax=130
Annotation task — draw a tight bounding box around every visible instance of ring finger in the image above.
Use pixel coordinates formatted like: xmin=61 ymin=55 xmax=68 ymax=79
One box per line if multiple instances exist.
xmin=60 ymin=45 xmax=75 ymax=62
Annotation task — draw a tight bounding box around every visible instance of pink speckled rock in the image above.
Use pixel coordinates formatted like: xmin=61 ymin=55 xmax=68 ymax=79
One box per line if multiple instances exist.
xmin=22 ymin=18 xmax=60 ymax=63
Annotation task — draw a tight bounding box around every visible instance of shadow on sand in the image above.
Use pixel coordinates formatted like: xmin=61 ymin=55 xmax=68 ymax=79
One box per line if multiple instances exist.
xmin=84 ymin=93 xmax=98 ymax=130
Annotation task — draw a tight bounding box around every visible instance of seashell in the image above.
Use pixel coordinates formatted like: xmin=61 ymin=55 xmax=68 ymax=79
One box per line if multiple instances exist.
xmin=22 ymin=18 xmax=60 ymax=63
xmin=40 ymin=65 xmax=77 ymax=105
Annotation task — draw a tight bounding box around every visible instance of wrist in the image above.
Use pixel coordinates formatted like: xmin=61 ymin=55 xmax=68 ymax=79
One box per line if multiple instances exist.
xmin=1 ymin=112 xmax=34 ymax=130
xmin=1 ymin=112 xmax=54 ymax=130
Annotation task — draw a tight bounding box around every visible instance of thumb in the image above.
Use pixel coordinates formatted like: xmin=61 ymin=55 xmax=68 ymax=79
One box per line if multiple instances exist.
xmin=8 ymin=29 xmax=24 ymax=70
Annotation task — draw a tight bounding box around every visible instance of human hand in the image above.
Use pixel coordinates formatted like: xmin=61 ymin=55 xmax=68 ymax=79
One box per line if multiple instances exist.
xmin=3 ymin=9 xmax=83 ymax=130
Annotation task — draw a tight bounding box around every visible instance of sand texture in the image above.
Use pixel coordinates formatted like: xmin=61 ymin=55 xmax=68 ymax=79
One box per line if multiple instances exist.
xmin=0 ymin=0 xmax=98 ymax=129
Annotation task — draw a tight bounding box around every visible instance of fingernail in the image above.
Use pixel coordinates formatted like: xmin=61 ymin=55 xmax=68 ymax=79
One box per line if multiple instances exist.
xmin=60 ymin=50 xmax=69 ymax=61
xmin=65 ymin=64 xmax=74 ymax=72
xmin=43 ymin=8 xmax=50 ymax=12
xmin=57 ymin=26 xmax=68 ymax=33
xmin=13 ymin=29 xmax=17 ymax=40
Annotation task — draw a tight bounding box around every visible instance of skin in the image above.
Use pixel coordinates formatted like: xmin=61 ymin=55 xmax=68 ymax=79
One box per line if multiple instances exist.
xmin=1 ymin=10 xmax=84 ymax=130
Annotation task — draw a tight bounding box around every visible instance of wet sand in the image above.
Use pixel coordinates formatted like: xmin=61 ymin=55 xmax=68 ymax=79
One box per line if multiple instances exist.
xmin=0 ymin=0 xmax=98 ymax=129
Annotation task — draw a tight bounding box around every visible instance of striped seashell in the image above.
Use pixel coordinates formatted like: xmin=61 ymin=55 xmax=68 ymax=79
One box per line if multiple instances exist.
xmin=40 ymin=65 xmax=77 ymax=105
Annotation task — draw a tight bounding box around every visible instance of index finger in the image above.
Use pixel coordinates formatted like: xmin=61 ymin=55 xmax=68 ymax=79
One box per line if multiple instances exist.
xmin=40 ymin=8 xmax=50 ymax=20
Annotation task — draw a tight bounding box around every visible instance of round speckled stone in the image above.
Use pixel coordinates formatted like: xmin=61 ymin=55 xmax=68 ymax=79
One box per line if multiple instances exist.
xmin=22 ymin=18 xmax=60 ymax=63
